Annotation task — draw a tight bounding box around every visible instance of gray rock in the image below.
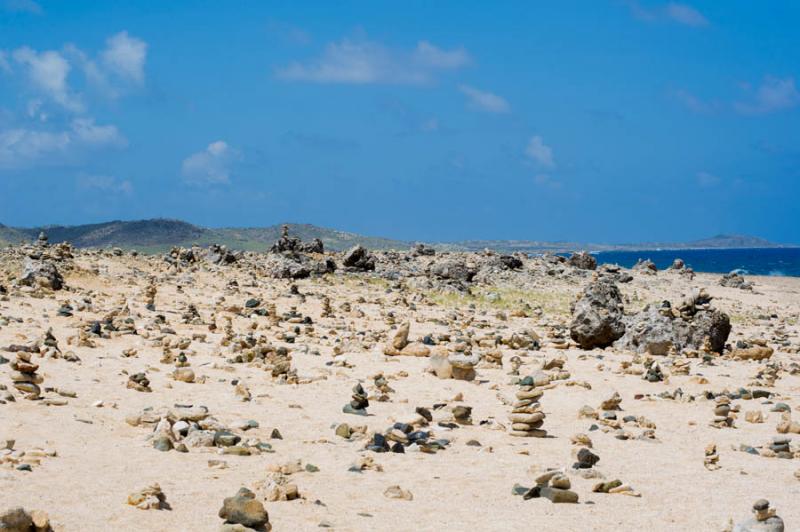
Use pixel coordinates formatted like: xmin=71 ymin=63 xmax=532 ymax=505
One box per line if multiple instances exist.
xmin=615 ymin=302 xmax=731 ymax=354
xmin=19 ymin=259 xmax=64 ymax=290
xmin=429 ymin=257 xmax=475 ymax=282
xmin=569 ymin=280 xmax=625 ymax=349
xmin=733 ymin=516 xmax=784 ymax=532
xmin=342 ymin=245 xmax=375 ymax=271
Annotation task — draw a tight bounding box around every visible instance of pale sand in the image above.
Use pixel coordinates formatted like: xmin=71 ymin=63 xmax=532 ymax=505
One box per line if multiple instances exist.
xmin=2 ymin=253 xmax=799 ymax=531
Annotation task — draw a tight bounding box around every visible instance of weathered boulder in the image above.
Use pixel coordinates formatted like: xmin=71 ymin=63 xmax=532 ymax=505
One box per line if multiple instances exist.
xmin=677 ymin=308 xmax=731 ymax=353
xmin=19 ymin=259 xmax=64 ymax=290
xmin=569 ymin=280 xmax=626 ymax=349
xmin=615 ymin=304 xmax=676 ymax=356
xmin=263 ymin=255 xmax=310 ymax=279
xmin=428 ymin=257 xmax=475 ymax=282
xmin=298 ymin=238 xmax=324 ymax=254
xmin=207 ymin=244 xmax=238 ymax=265
xmin=219 ymin=488 xmax=270 ymax=530
xmin=720 ymin=271 xmax=753 ymax=290
xmin=568 ymin=251 xmax=597 ymax=270
xmin=342 ymin=245 xmax=375 ymax=271
xmin=615 ymin=299 xmax=731 ymax=354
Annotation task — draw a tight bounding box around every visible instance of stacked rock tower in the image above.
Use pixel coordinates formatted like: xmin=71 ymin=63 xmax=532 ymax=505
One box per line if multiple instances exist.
xmin=509 ymin=376 xmax=547 ymax=437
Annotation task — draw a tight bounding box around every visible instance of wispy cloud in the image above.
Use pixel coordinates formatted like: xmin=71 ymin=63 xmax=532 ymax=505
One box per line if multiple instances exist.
xmin=534 ymin=173 xmax=561 ymax=189
xmin=0 ymin=118 xmax=126 ymax=169
xmin=76 ymin=172 xmax=133 ymax=195
xmin=0 ymin=51 xmax=11 ymax=74
xmin=281 ymin=131 xmax=359 ymax=150
xmin=696 ymin=171 xmax=721 ymax=187
xmin=1 ymin=0 xmax=42 ymax=14
xmin=664 ymin=3 xmax=708 ymax=26
xmin=525 ymin=135 xmax=555 ymax=168
xmin=276 ymin=38 xmax=469 ymax=85
xmin=625 ymin=1 xmax=708 ymax=27
xmin=734 ymin=77 xmax=800 ymax=115
xmin=266 ymin=20 xmax=312 ymax=46
xmin=181 ymin=140 xmax=239 ymax=185
xmin=458 ymin=85 xmax=510 ymax=114
xmin=671 ymin=89 xmax=720 ymax=114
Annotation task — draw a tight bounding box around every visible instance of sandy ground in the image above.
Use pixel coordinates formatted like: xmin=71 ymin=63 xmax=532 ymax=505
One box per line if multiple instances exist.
xmin=1 ymin=252 xmax=799 ymax=531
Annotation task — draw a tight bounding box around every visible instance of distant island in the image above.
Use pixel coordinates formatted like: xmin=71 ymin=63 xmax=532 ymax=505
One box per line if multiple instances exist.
xmin=0 ymin=219 xmax=795 ymax=254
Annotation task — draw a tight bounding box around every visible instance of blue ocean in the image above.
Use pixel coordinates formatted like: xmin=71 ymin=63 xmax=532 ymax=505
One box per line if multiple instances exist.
xmin=593 ymin=248 xmax=800 ymax=277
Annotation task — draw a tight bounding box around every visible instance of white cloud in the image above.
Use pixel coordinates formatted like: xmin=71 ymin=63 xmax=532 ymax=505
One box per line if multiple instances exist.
xmin=0 ymin=118 xmax=125 ymax=169
xmin=276 ymin=38 xmax=470 ymax=85
xmin=266 ymin=20 xmax=312 ymax=46
xmin=625 ymin=1 xmax=708 ymax=27
xmin=1 ymin=0 xmax=42 ymax=14
xmin=26 ymin=98 xmax=47 ymax=122
xmin=420 ymin=118 xmax=439 ymax=132
xmin=181 ymin=140 xmax=239 ymax=185
xmin=665 ymin=3 xmax=708 ymax=26
xmin=734 ymin=77 xmax=800 ymax=115
xmin=534 ymin=173 xmax=561 ymax=189
xmin=525 ymin=135 xmax=555 ymax=168
xmin=458 ymin=84 xmax=510 ymax=113
xmin=413 ymin=41 xmax=470 ymax=69
xmin=12 ymin=47 xmax=84 ymax=112
xmin=8 ymin=32 xmax=147 ymax=111
xmin=101 ymin=31 xmax=147 ymax=85
xmin=696 ymin=171 xmax=721 ymax=187
xmin=672 ymin=89 xmax=719 ymax=114
xmin=76 ymin=173 xmax=133 ymax=195
xmin=70 ymin=117 xmax=126 ymax=146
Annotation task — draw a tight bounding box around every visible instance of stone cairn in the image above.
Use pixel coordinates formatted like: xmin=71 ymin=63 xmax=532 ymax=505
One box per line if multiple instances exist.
xmin=10 ymin=352 xmax=42 ymax=400
xmin=711 ymin=395 xmax=734 ymax=428
xmin=320 ymin=296 xmax=333 ymax=318
xmin=509 ymin=376 xmax=546 ymax=438
xmin=343 ymin=383 xmax=369 ymax=415
xmin=144 ymin=280 xmax=157 ymax=311
xmin=127 ymin=372 xmax=151 ymax=392
xmin=733 ymin=499 xmax=784 ymax=532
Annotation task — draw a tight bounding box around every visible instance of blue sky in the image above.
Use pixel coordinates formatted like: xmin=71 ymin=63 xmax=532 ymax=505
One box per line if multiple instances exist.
xmin=1 ymin=0 xmax=798 ymax=243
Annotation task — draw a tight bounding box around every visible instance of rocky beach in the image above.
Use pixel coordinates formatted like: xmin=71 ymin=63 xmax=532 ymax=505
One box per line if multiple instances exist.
xmin=1 ymin=229 xmax=798 ymax=531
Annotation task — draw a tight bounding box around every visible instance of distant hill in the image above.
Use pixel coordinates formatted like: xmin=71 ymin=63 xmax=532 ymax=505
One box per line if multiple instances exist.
xmin=686 ymin=234 xmax=777 ymax=249
xmin=0 ymin=219 xmax=794 ymax=254
xmin=0 ymin=219 xmax=410 ymax=253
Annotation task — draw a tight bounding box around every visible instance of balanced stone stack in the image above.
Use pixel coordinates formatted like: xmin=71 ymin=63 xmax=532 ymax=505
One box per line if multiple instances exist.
xmin=733 ymin=499 xmax=784 ymax=532
xmin=10 ymin=352 xmax=42 ymax=400
xmin=144 ymin=281 xmax=157 ymax=311
xmin=343 ymin=383 xmax=369 ymax=415
xmin=127 ymin=372 xmax=152 ymax=392
xmin=711 ymin=395 xmax=734 ymax=428
xmin=320 ymin=296 xmax=333 ymax=318
xmin=509 ymin=376 xmax=546 ymax=437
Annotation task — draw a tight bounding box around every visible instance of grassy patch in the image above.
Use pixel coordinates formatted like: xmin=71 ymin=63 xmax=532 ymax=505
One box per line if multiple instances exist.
xmin=425 ymin=285 xmax=572 ymax=316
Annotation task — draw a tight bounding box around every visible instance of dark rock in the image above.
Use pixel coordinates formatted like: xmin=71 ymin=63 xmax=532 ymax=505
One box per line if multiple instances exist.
xmin=568 ymin=251 xmax=597 ymax=270
xmin=342 ymin=246 xmax=375 ymax=271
